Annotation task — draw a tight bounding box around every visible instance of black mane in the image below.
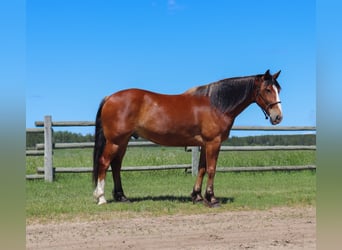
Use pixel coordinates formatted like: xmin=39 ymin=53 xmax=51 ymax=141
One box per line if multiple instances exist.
xmin=190 ymin=76 xmax=256 ymax=114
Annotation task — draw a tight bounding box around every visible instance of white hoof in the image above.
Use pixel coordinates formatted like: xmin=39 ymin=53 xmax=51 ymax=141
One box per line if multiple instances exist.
xmin=97 ymin=196 xmax=107 ymax=205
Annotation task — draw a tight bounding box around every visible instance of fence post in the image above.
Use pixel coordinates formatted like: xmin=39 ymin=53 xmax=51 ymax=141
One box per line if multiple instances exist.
xmin=191 ymin=146 xmax=200 ymax=176
xmin=44 ymin=115 xmax=53 ymax=182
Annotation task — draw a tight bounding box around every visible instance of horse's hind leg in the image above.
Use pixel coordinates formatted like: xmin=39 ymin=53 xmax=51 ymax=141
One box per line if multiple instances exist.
xmin=93 ymin=143 xmax=118 ymax=205
xmin=111 ymin=141 xmax=130 ymax=202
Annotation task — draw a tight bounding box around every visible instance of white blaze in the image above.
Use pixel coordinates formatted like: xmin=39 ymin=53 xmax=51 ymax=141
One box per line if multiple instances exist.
xmin=272 ymin=85 xmax=282 ymax=112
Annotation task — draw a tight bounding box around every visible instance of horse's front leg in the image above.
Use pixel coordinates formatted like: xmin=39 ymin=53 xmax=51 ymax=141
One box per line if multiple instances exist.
xmin=191 ymin=146 xmax=206 ymax=203
xmin=204 ymin=142 xmax=221 ymax=207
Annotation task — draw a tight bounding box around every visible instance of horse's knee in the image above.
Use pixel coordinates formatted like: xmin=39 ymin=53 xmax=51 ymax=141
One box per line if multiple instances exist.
xmin=198 ymin=167 xmax=206 ymax=177
xmin=206 ymin=168 xmax=216 ymax=178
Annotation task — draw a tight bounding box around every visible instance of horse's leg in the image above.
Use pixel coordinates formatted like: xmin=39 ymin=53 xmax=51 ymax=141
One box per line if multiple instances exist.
xmin=111 ymin=142 xmax=130 ymax=202
xmin=191 ymin=146 xmax=206 ymax=203
xmin=204 ymin=142 xmax=221 ymax=207
xmin=93 ymin=142 xmax=118 ymax=205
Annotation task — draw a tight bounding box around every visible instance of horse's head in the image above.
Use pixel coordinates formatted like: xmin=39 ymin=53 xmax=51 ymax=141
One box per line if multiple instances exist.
xmin=255 ymin=70 xmax=283 ymax=125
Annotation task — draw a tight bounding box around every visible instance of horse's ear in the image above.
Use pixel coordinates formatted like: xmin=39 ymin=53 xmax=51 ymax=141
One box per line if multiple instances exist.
xmin=273 ymin=70 xmax=281 ymax=80
xmin=264 ymin=69 xmax=271 ymax=80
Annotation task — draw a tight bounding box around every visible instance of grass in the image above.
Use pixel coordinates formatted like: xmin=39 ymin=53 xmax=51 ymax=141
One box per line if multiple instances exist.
xmin=26 ymin=146 xmax=316 ymax=222
xmin=26 ymin=147 xmax=315 ymax=174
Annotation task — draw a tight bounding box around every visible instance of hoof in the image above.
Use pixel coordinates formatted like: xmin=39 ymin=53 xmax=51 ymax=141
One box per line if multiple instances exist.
xmin=203 ymin=198 xmax=220 ymax=208
xmin=93 ymin=190 xmax=107 ymax=205
xmin=115 ymin=196 xmax=131 ymax=203
xmin=193 ymin=197 xmax=204 ymax=204
xmin=97 ymin=196 xmax=107 ymax=205
xmin=204 ymin=191 xmax=220 ymax=208
xmin=113 ymin=191 xmax=131 ymax=203
xmin=191 ymin=189 xmax=203 ymax=204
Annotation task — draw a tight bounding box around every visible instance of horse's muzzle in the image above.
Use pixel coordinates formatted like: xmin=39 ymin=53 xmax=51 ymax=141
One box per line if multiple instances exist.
xmin=270 ymin=113 xmax=283 ymax=125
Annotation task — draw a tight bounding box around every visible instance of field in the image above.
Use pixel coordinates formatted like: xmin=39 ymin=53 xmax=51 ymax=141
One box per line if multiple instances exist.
xmin=26 ymin=147 xmax=316 ymax=221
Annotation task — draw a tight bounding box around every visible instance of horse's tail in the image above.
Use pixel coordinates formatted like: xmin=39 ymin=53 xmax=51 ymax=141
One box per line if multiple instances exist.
xmin=93 ymin=97 xmax=107 ymax=186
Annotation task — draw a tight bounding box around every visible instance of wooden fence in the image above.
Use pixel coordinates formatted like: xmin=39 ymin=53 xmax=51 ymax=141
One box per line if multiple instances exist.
xmin=26 ymin=115 xmax=316 ymax=181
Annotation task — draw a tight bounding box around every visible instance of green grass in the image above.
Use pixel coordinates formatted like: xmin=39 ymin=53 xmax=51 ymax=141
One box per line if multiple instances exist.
xmin=26 ymin=147 xmax=316 ymax=222
xmin=26 ymin=147 xmax=315 ymax=174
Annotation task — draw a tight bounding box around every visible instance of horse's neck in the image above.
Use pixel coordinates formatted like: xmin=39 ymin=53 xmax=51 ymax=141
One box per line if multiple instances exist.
xmin=223 ymin=91 xmax=255 ymax=118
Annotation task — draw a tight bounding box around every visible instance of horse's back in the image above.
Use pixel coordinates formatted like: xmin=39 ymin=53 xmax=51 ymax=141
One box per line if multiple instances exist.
xmin=105 ymin=88 xmax=200 ymax=111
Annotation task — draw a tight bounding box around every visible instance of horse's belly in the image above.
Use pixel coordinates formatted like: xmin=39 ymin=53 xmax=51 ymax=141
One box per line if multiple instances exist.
xmin=136 ymin=127 xmax=204 ymax=147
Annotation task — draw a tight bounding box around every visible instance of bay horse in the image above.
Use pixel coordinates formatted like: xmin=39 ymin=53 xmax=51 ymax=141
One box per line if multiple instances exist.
xmin=93 ymin=69 xmax=283 ymax=207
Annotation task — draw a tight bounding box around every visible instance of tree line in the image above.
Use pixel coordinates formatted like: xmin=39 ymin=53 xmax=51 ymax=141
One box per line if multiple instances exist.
xmin=223 ymin=134 xmax=315 ymax=146
xmin=26 ymin=130 xmax=316 ymax=149
xmin=26 ymin=131 xmax=95 ymax=149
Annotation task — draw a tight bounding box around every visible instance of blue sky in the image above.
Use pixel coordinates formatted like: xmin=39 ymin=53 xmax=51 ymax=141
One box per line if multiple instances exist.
xmin=26 ymin=0 xmax=316 ymax=136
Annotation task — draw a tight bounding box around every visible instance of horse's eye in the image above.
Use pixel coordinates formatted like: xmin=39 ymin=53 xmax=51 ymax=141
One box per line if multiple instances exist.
xmin=266 ymin=89 xmax=272 ymax=93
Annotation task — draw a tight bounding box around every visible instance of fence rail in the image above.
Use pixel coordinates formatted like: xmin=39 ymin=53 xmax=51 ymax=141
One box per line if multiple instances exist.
xmin=34 ymin=120 xmax=316 ymax=131
xmin=35 ymin=141 xmax=158 ymax=150
xmin=27 ymin=116 xmax=316 ymax=181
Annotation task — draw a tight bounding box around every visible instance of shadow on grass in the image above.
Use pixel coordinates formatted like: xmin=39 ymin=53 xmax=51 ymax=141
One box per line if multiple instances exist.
xmin=108 ymin=195 xmax=234 ymax=204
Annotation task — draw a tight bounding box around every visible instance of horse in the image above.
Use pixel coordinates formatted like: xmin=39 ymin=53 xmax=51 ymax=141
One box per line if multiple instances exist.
xmin=93 ymin=69 xmax=283 ymax=207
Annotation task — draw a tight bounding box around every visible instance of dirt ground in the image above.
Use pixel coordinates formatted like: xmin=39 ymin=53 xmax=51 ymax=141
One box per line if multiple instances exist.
xmin=26 ymin=206 xmax=315 ymax=250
